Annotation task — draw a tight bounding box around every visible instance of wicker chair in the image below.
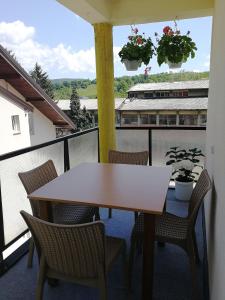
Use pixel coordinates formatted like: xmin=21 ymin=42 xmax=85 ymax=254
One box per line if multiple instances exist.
xmin=21 ymin=210 xmax=126 ymax=300
xmin=129 ymin=169 xmax=211 ymax=298
xmin=108 ymin=150 xmax=149 ymax=219
xmin=18 ymin=160 xmax=100 ymax=268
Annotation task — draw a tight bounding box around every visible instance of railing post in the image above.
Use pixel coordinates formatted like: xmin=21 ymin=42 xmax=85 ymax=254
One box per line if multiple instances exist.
xmin=64 ymin=139 xmax=70 ymax=172
xmin=148 ymin=129 xmax=152 ymax=166
xmin=97 ymin=128 xmax=100 ymax=163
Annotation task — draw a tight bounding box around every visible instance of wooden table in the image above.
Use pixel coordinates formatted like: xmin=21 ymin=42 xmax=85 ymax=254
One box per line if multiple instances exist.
xmin=29 ymin=162 xmax=172 ymax=300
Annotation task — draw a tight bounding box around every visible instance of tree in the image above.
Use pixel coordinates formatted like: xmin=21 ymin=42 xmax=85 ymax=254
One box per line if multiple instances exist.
xmin=30 ymin=63 xmax=55 ymax=100
xmin=69 ymin=86 xmax=93 ymax=131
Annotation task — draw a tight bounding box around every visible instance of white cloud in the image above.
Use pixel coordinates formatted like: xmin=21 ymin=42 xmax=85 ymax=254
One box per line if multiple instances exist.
xmin=0 ymin=21 xmax=121 ymax=76
xmin=0 ymin=20 xmax=35 ymax=44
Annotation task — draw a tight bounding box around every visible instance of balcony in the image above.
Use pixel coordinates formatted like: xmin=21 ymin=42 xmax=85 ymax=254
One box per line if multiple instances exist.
xmin=0 ymin=126 xmax=207 ymax=299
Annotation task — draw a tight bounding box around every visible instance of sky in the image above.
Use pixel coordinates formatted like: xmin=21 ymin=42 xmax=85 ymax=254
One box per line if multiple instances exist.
xmin=0 ymin=0 xmax=212 ymax=79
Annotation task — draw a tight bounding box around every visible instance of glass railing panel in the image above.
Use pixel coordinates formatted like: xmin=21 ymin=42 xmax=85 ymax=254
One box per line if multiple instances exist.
xmin=152 ymin=129 xmax=206 ymax=167
xmin=0 ymin=142 xmax=64 ymax=245
xmin=68 ymin=131 xmax=98 ymax=168
xmin=116 ymin=129 xmax=149 ymax=152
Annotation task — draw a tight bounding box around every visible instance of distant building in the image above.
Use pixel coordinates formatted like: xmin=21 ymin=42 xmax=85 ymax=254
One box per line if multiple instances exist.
xmin=57 ymin=80 xmax=208 ymax=128
xmin=57 ymin=98 xmax=125 ymax=126
xmin=0 ymin=45 xmax=74 ymax=155
xmin=121 ymin=80 xmax=208 ymax=127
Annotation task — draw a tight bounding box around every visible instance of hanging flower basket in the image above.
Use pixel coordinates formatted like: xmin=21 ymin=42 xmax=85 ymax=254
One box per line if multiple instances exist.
xmin=155 ymin=21 xmax=197 ymax=69
xmin=166 ymin=59 xmax=183 ymax=69
xmin=122 ymin=59 xmax=142 ymax=71
xmin=119 ymin=26 xmax=154 ymax=71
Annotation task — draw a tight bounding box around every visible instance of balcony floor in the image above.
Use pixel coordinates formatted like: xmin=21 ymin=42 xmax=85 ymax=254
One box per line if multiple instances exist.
xmin=0 ymin=190 xmax=206 ymax=300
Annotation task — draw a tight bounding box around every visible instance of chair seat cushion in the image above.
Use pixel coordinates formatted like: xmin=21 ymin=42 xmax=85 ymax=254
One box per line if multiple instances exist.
xmin=53 ymin=204 xmax=96 ymax=224
xmin=132 ymin=212 xmax=189 ymax=241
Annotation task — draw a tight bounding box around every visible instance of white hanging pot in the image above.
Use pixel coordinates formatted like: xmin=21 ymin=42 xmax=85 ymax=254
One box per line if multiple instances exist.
xmin=175 ymin=180 xmax=193 ymax=201
xmin=167 ymin=60 xmax=183 ymax=69
xmin=122 ymin=59 xmax=142 ymax=71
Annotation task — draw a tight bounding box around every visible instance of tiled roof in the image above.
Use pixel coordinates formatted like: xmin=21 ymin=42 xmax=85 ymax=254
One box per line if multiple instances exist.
xmin=57 ymin=98 xmax=125 ymax=111
xmin=0 ymin=44 xmax=75 ymax=129
xmin=119 ymin=97 xmax=208 ymax=111
xmin=128 ymin=80 xmax=209 ymax=92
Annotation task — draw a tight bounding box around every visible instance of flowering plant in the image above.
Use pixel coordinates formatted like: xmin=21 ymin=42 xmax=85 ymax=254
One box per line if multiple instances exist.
xmin=118 ymin=26 xmax=154 ymax=66
xmin=155 ymin=21 xmax=197 ymax=66
xmin=165 ymin=147 xmax=204 ymax=182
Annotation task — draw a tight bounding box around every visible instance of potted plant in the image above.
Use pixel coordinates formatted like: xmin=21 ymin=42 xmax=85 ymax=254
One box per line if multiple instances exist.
xmin=155 ymin=21 xmax=197 ymax=69
xmin=118 ymin=26 xmax=154 ymax=71
xmin=166 ymin=147 xmax=204 ymax=201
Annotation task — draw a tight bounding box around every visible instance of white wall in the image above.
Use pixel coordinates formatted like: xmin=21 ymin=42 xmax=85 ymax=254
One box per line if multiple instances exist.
xmin=205 ymin=0 xmax=225 ymax=299
xmin=0 ymin=90 xmax=30 ymax=155
xmin=29 ymin=108 xmax=56 ymax=145
xmin=0 ymin=79 xmax=56 ymax=154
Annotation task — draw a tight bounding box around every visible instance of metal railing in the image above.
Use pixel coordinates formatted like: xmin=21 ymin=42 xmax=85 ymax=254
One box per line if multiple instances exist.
xmin=0 ymin=125 xmax=206 ymax=274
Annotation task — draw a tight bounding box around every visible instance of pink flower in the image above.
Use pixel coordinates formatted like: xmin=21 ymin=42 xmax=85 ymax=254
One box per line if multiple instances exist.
xmin=137 ymin=37 xmax=143 ymax=45
xmin=163 ymin=26 xmax=172 ymax=35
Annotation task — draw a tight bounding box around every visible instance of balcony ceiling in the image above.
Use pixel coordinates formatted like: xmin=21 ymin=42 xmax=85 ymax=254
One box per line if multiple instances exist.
xmin=57 ymin=0 xmax=214 ymax=25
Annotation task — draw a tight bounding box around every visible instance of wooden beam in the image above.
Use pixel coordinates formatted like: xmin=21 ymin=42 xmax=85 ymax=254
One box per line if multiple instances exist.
xmin=26 ymin=97 xmax=44 ymax=101
xmin=0 ymin=73 xmax=21 ymax=80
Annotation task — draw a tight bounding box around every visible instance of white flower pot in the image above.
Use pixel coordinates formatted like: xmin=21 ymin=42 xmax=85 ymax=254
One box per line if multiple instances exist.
xmin=167 ymin=61 xmax=183 ymax=69
xmin=175 ymin=180 xmax=193 ymax=201
xmin=122 ymin=59 xmax=142 ymax=71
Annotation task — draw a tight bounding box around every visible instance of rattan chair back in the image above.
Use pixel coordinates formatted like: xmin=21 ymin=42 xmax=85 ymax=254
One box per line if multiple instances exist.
xmin=188 ymin=169 xmax=211 ymax=226
xmin=108 ymin=150 xmax=149 ymax=165
xmin=18 ymin=160 xmax=57 ymax=217
xmin=21 ymin=210 xmax=105 ymax=279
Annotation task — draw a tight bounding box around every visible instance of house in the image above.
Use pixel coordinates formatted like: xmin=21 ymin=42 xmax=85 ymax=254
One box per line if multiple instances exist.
xmin=57 ymin=80 xmax=208 ymax=127
xmin=0 ymin=45 xmax=74 ymax=155
xmin=57 ymin=98 xmax=125 ymax=125
xmin=120 ymin=80 xmax=208 ymax=126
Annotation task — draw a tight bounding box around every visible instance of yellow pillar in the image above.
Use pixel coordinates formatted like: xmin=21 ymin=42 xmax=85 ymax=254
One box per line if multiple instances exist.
xmin=94 ymin=23 xmax=116 ymax=162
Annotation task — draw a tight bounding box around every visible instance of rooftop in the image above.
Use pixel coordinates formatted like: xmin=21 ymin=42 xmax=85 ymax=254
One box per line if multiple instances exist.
xmin=128 ymin=80 xmax=209 ymax=92
xmin=0 ymin=45 xmax=74 ymax=129
xmin=120 ymin=97 xmax=208 ymax=111
xmin=57 ymin=98 xmax=125 ymax=111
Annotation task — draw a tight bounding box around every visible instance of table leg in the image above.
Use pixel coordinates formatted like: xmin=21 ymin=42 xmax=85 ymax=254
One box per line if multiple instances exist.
xmin=39 ymin=201 xmax=52 ymax=221
xmin=142 ymin=213 xmax=155 ymax=300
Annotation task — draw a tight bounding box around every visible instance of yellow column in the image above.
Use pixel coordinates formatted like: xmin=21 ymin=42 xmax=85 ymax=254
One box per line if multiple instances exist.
xmin=94 ymin=23 xmax=116 ymax=162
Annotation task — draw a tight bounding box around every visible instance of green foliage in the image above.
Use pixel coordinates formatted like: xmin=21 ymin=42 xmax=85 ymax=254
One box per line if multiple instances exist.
xmin=52 ymin=71 xmax=209 ymax=99
xmin=166 ymin=146 xmax=205 ymax=182
xmin=30 ymin=63 xmax=55 ymax=100
xmin=69 ymin=86 xmax=93 ymax=131
xmin=118 ymin=27 xmax=154 ymax=65
xmin=156 ymin=25 xmax=197 ymax=66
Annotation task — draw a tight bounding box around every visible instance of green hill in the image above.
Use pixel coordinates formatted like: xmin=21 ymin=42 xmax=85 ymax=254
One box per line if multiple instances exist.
xmin=52 ymin=71 xmax=209 ymax=100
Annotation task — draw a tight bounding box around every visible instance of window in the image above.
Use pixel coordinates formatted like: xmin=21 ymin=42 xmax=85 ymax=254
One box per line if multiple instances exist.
xmin=172 ymin=90 xmax=188 ymax=98
xmin=159 ymin=115 xmax=176 ymax=125
xmin=11 ymin=115 xmax=21 ymax=134
xmin=144 ymin=92 xmax=153 ymax=99
xmin=122 ymin=114 xmax=138 ymax=125
xmin=199 ymin=114 xmax=207 ymax=126
xmin=164 ymin=92 xmax=170 ymax=97
xmin=140 ymin=114 xmax=157 ymax=125
xmin=179 ymin=114 xmax=198 ymax=126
